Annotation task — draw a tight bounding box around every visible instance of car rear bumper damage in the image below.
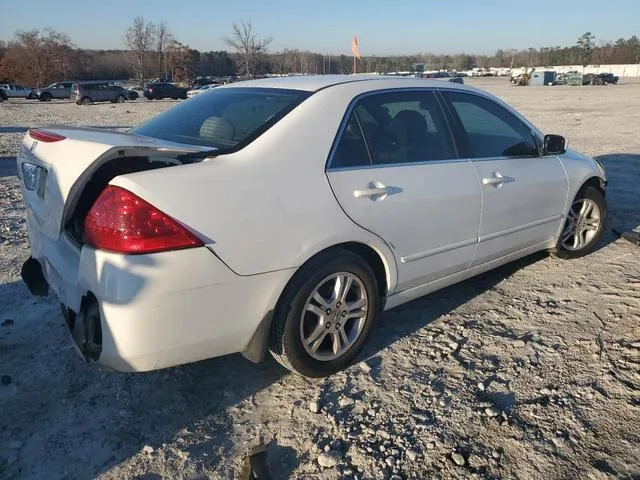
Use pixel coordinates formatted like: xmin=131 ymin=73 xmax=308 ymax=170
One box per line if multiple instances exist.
xmin=22 ymin=236 xmax=294 ymax=372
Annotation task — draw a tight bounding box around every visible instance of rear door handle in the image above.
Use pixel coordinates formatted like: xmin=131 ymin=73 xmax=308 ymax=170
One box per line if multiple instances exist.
xmin=354 ymin=181 xmax=402 ymax=200
xmin=482 ymin=172 xmax=515 ymax=187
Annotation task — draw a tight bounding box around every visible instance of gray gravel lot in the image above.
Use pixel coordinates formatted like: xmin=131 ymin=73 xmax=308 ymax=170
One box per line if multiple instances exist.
xmin=0 ymin=80 xmax=639 ymax=480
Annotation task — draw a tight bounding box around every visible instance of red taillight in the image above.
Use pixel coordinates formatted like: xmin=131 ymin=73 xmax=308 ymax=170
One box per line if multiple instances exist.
xmin=84 ymin=186 xmax=203 ymax=254
xmin=28 ymin=128 xmax=66 ymax=143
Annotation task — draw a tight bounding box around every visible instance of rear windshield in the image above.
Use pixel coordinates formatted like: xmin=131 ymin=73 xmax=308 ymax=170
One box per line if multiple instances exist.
xmin=131 ymin=87 xmax=311 ymax=152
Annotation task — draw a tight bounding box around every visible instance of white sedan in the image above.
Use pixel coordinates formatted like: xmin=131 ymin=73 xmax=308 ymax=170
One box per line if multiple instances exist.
xmin=17 ymin=76 xmax=607 ymax=377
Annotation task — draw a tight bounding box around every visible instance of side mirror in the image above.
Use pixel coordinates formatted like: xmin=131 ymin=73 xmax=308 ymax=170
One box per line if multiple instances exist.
xmin=543 ymin=134 xmax=566 ymax=155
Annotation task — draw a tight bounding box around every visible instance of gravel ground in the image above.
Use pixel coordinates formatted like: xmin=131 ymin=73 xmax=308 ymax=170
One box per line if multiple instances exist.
xmin=0 ymin=80 xmax=639 ymax=480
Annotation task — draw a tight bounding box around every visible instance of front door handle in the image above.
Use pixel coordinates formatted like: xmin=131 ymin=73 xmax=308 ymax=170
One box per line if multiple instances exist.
xmin=482 ymin=172 xmax=515 ymax=187
xmin=354 ymin=181 xmax=402 ymax=200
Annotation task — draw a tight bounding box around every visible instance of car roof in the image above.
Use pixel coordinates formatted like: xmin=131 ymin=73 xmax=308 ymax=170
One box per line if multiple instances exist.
xmin=224 ymin=74 xmax=471 ymax=92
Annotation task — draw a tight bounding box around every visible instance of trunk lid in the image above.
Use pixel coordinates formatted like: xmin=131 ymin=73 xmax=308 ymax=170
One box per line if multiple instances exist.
xmin=17 ymin=126 xmax=214 ymax=240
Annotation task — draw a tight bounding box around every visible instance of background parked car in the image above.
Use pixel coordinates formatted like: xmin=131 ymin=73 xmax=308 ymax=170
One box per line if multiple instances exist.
xmin=143 ymin=82 xmax=188 ymax=100
xmin=123 ymin=87 xmax=139 ymax=100
xmin=597 ymin=73 xmax=619 ymax=85
xmin=0 ymin=89 xmax=7 ymax=102
xmin=35 ymin=81 xmax=74 ymax=101
xmin=186 ymin=83 xmax=218 ymax=98
xmin=72 ymin=82 xmax=130 ymax=105
xmin=554 ymin=73 xmax=567 ymax=85
xmin=0 ymin=83 xmax=34 ymax=99
xmin=126 ymin=86 xmax=144 ymax=98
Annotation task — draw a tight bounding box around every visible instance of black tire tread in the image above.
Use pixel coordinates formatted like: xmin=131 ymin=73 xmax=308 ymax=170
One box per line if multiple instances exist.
xmin=552 ymin=185 xmax=607 ymax=259
xmin=268 ymin=249 xmax=378 ymax=377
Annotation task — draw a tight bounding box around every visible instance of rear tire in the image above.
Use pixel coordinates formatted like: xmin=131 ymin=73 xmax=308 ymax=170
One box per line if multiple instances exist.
xmin=268 ymin=250 xmax=379 ymax=377
xmin=40 ymin=92 xmax=52 ymax=101
xmin=552 ymin=185 xmax=606 ymax=259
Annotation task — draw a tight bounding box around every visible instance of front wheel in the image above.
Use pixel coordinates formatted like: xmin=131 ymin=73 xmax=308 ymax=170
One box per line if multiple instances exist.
xmin=553 ymin=185 xmax=607 ymax=259
xmin=81 ymin=97 xmax=91 ymax=106
xmin=115 ymin=95 xmax=125 ymax=103
xmin=269 ymin=250 xmax=379 ymax=377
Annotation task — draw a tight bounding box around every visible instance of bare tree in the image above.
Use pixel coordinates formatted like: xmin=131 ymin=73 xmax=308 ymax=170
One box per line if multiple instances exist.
xmin=155 ymin=21 xmax=173 ymax=80
xmin=124 ymin=17 xmax=155 ymax=85
xmin=225 ymin=20 xmax=272 ymax=78
xmin=1 ymin=29 xmax=74 ymax=87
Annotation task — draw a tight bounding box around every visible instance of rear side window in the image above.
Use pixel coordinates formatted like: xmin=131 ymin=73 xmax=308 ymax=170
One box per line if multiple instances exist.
xmin=443 ymin=91 xmax=539 ymax=158
xmin=331 ymin=114 xmax=371 ymax=168
xmin=353 ymin=91 xmax=457 ymax=166
xmin=132 ymin=87 xmax=311 ymax=152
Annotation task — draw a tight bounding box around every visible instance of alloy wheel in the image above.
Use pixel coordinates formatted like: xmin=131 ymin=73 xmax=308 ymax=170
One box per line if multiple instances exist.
xmin=561 ymin=198 xmax=601 ymax=251
xmin=300 ymin=272 xmax=368 ymax=361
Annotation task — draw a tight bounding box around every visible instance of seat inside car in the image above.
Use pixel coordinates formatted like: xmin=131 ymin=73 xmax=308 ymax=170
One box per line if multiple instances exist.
xmin=199 ymin=116 xmax=236 ymax=146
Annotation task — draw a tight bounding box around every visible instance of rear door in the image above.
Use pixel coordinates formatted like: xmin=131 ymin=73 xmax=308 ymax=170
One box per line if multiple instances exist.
xmin=440 ymin=90 xmax=568 ymax=266
xmin=327 ymin=90 xmax=482 ymax=292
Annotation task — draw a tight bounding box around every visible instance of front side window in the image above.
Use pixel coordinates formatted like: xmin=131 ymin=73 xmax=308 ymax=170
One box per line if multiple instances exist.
xmin=443 ymin=91 xmax=539 ymax=158
xmin=352 ymin=91 xmax=457 ymax=166
xmin=131 ymin=87 xmax=311 ymax=151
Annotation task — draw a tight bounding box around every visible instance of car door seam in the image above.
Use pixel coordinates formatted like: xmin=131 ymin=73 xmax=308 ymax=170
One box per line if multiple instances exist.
xmin=468 ymin=159 xmax=484 ymax=268
xmin=323 ymin=172 xmax=400 ymax=294
xmin=555 ymin=156 xmax=571 ymax=240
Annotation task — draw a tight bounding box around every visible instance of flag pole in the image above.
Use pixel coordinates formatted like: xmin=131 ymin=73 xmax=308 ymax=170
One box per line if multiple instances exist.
xmin=353 ymin=55 xmax=356 ymax=74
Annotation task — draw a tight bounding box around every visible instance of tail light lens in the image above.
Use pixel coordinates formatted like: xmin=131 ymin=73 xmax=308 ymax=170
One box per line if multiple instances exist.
xmin=28 ymin=128 xmax=66 ymax=143
xmin=84 ymin=186 xmax=203 ymax=254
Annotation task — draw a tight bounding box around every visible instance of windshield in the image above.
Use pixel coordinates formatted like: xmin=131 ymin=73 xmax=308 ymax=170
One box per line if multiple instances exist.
xmin=131 ymin=87 xmax=311 ymax=152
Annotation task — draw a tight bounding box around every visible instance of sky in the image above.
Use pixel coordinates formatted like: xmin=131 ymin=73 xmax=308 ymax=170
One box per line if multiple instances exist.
xmin=1 ymin=0 xmax=638 ymax=55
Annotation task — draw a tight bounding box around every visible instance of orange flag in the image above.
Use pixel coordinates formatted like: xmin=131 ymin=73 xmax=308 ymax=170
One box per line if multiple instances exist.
xmin=351 ymin=35 xmax=361 ymax=59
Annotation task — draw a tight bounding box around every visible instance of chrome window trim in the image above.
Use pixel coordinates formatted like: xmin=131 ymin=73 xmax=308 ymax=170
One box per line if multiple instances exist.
xmin=328 ymin=157 xmax=470 ymax=172
xmin=325 ymin=87 xmax=460 ymax=171
xmin=470 ymin=154 xmax=560 ymax=162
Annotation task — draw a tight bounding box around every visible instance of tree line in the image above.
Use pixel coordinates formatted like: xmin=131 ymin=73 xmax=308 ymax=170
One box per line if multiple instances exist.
xmin=0 ymin=21 xmax=638 ymax=87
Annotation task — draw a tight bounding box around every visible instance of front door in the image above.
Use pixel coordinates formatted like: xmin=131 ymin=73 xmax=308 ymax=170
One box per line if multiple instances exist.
xmin=441 ymin=90 xmax=568 ymax=266
xmin=327 ymin=90 xmax=482 ymax=292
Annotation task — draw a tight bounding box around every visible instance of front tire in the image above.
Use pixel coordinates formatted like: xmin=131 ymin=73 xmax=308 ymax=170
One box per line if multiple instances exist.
xmin=553 ymin=185 xmax=606 ymax=259
xmin=81 ymin=97 xmax=91 ymax=105
xmin=115 ymin=95 xmax=125 ymax=103
xmin=269 ymin=250 xmax=379 ymax=377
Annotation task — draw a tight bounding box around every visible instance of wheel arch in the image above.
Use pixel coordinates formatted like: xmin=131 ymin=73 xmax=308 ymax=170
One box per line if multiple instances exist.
xmin=578 ymin=176 xmax=606 ymax=198
xmin=241 ymin=240 xmax=394 ymax=364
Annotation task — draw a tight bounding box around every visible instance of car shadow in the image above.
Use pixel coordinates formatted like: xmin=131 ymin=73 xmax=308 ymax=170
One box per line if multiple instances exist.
xmin=0 ymin=127 xmax=29 ymax=134
xmin=594 ymin=154 xmax=640 ymax=246
xmin=0 ymin=156 xmax=17 ymax=177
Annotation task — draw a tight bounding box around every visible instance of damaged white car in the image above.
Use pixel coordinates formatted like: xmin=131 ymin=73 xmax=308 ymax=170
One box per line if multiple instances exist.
xmin=18 ymin=76 xmax=607 ymax=377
